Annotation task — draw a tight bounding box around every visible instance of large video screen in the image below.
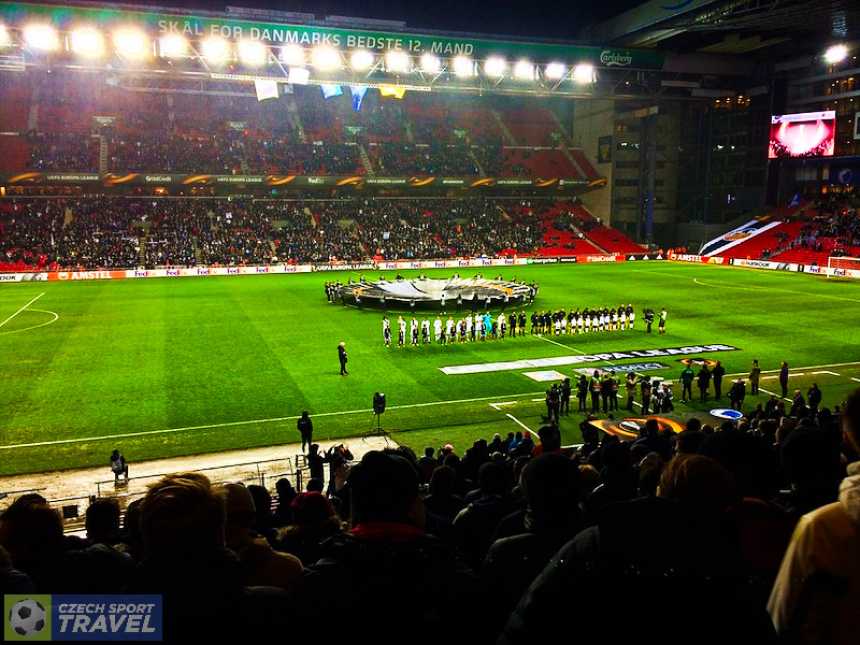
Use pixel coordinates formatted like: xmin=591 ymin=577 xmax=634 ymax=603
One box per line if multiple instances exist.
xmin=769 ymin=111 xmax=836 ymax=159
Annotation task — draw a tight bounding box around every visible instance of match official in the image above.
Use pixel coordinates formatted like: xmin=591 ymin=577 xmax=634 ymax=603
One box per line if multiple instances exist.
xmin=338 ymin=341 xmax=349 ymax=376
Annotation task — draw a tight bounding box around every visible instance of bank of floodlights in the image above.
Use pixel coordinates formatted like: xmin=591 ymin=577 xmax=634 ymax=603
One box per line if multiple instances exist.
xmin=158 ymin=33 xmax=188 ymax=58
xmin=385 ymin=49 xmax=410 ymax=73
xmin=70 ymin=27 xmax=105 ymax=59
xmin=311 ymin=45 xmax=340 ymax=70
xmin=452 ymin=55 xmax=474 ymax=78
xmin=420 ymin=52 xmax=441 ymax=74
xmin=200 ymin=35 xmax=231 ymax=65
xmin=0 ymin=24 xmax=10 ymax=48
xmin=23 ymin=24 xmax=59 ymax=51
xmin=350 ymin=49 xmax=374 ymax=71
xmin=237 ymin=39 xmax=267 ymax=67
xmin=483 ymin=56 xmax=507 ymax=78
xmin=113 ymin=27 xmax=150 ymax=60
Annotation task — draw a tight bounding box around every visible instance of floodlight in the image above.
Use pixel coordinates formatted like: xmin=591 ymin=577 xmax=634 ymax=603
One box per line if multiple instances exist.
xmin=513 ymin=59 xmax=535 ymax=80
xmin=385 ymin=50 xmax=409 ymax=73
xmin=238 ymin=39 xmax=267 ymax=67
xmin=280 ymin=44 xmax=304 ymax=66
xmin=158 ymin=33 xmax=188 ymax=58
xmin=311 ymin=46 xmax=340 ymax=70
xmin=572 ymin=63 xmax=595 ymax=84
xmin=201 ymin=36 xmax=231 ymax=65
xmin=824 ymin=44 xmax=848 ymax=64
xmin=0 ymin=24 xmax=12 ymax=48
xmin=452 ymin=55 xmax=473 ymax=78
xmin=70 ymin=28 xmax=105 ymax=59
xmin=420 ymin=52 xmax=440 ymax=74
xmin=23 ymin=24 xmax=59 ymax=51
xmin=484 ymin=56 xmax=507 ymax=78
xmin=350 ymin=49 xmax=374 ymax=71
xmin=544 ymin=62 xmax=566 ymax=80
xmin=113 ymin=28 xmax=149 ymax=60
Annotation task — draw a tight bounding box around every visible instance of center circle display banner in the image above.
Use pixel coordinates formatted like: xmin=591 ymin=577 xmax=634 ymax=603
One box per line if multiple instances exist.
xmin=334 ymin=277 xmax=538 ymax=311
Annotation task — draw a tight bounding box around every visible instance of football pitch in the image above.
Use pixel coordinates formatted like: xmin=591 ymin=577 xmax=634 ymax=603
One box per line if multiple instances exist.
xmin=2 ymin=261 xmax=860 ymax=476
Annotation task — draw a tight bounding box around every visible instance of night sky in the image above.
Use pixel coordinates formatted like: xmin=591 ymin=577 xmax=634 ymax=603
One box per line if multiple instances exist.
xmin=152 ymin=0 xmax=644 ymax=40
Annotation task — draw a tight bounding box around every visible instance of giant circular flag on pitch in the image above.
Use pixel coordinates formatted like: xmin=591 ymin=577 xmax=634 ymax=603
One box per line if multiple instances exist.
xmin=710 ymin=408 xmax=744 ymax=420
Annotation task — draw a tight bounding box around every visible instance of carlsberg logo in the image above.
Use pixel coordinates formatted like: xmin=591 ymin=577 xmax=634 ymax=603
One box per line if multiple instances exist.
xmin=600 ymin=50 xmax=633 ymax=66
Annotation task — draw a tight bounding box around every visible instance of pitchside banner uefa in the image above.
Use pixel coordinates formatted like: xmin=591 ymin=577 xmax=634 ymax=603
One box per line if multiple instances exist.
xmin=0 ymin=2 xmax=664 ymax=69
xmin=4 ymin=595 xmax=163 ymax=641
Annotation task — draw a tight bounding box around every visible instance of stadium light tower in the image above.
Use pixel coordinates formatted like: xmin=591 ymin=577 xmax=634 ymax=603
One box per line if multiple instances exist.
xmin=70 ymin=27 xmax=105 ymax=59
xmin=824 ymin=43 xmax=848 ymax=64
xmin=452 ymin=55 xmax=474 ymax=78
xmin=350 ymin=49 xmax=374 ymax=71
xmin=385 ymin=49 xmax=410 ymax=73
xmin=238 ymin=39 xmax=267 ymax=67
xmin=113 ymin=28 xmax=150 ymax=60
xmin=23 ymin=24 xmax=59 ymax=51
xmin=201 ymin=35 xmax=231 ymax=65
xmin=311 ymin=45 xmax=340 ymax=70
xmin=544 ymin=62 xmax=566 ymax=80
xmin=158 ymin=33 xmax=188 ymax=58
xmin=484 ymin=56 xmax=507 ymax=78
xmin=513 ymin=59 xmax=535 ymax=81
xmin=280 ymin=43 xmax=304 ymax=66
xmin=420 ymin=52 xmax=441 ymax=74
xmin=572 ymin=62 xmax=595 ymax=84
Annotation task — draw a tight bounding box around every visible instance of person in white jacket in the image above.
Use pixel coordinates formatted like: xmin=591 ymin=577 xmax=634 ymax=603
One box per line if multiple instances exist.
xmin=768 ymin=388 xmax=860 ymax=645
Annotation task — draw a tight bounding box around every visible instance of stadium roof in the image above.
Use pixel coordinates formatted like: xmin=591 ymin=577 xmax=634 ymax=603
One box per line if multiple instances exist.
xmin=585 ymin=0 xmax=860 ymax=59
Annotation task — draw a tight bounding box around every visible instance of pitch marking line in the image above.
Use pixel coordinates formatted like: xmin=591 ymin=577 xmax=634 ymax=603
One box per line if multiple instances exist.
xmin=0 ymin=309 xmax=59 ymax=336
xmin=0 ymin=292 xmax=45 ymax=329
xmin=0 ymin=390 xmax=549 ymax=451
xmin=759 ymin=388 xmax=793 ymax=403
xmin=813 ymin=370 xmax=840 ymax=376
xmin=726 ymin=361 xmax=860 ymax=377
xmin=852 ymin=378 xmax=860 ymax=384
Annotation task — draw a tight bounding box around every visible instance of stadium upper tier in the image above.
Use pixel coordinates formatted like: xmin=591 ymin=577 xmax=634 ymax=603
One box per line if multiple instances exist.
xmin=0 ymin=197 xmax=641 ymax=271
xmin=0 ymin=73 xmax=602 ymax=180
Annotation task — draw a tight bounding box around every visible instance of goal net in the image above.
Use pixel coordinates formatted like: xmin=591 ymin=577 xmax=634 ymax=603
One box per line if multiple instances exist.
xmin=826 ymin=256 xmax=860 ymax=279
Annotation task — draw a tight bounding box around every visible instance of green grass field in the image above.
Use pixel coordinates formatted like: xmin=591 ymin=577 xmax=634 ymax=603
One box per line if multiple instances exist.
xmin=3 ymin=261 xmax=860 ymax=476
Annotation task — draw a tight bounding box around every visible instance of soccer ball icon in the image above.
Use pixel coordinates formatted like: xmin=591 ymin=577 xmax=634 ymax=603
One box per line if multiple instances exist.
xmin=8 ymin=599 xmax=47 ymax=637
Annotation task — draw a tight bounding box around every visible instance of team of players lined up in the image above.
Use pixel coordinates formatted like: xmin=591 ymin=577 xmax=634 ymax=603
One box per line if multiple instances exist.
xmin=382 ymin=305 xmax=667 ymax=347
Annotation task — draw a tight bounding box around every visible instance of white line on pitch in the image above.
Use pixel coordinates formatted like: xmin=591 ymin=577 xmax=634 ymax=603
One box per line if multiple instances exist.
xmin=813 ymin=370 xmax=840 ymax=376
xmin=759 ymin=387 xmax=793 ymax=403
xmin=505 ymin=413 xmax=538 ymax=439
xmin=536 ymin=334 xmax=575 ymax=351
xmin=0 ymin=292 xmax=44 ymax=329
xmin=726 ymin=360 xmax=860 ymax=377
xmin=0 ymin=390 xmax=549 ymax=451
xmin=852 ymin=378 xmax=860 ymax=383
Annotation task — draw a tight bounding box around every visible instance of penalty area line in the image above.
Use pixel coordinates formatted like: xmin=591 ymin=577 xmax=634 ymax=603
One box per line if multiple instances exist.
xmin=0 ymin=390 xmax=548 ymax=451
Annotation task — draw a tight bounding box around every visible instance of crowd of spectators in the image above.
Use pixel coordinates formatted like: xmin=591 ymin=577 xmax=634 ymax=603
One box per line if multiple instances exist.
xmin=1 ymin=197 xmax=544 ymax=269
xmin=2 ymin=385 xmax=859 ymax=643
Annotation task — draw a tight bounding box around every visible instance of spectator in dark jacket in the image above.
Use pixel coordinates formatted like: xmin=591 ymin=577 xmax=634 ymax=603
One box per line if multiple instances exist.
xmin=482 ymin=454 xmax=582 ymax=628
xmin=453 ymin=461 xmax=511 ymax=569
xmin=298 ymin=451 xmax=483 ymax=645
xmin=500 ymin=455 xmax=777 ymax=645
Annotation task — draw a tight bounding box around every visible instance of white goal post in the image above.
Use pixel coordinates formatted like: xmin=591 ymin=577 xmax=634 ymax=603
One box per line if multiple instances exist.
xmin=826 ymin=256 xmax=860 ymax=279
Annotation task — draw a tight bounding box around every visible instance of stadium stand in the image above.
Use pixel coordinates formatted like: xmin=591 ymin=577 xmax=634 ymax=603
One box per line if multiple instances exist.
xmin=0 ymin=198 xmax=641 ymax=270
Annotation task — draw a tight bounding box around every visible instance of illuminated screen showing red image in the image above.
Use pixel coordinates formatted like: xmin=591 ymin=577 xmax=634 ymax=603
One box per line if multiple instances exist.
xmin=769 ymin=111 xmax=836 ymax=159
